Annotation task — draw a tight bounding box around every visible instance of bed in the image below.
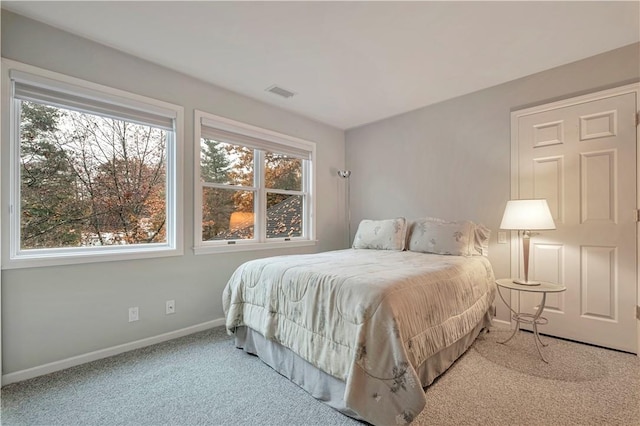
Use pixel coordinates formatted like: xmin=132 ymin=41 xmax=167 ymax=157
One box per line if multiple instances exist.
xmin=222 ymin=217 xmax=496 ymax=425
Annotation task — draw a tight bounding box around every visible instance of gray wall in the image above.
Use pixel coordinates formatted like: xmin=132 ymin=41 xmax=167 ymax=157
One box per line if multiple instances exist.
xmin=345 ymin=42 xmax=640 ymax=322
xmin=0 ymin=11 xmax=347 ymax=374
xmin=2 ymin=9 xmax=639 ymax=375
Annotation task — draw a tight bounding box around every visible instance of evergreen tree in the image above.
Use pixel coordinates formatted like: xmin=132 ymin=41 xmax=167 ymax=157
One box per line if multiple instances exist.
xmin=20 ymin=101 xmax=85 ymax=248
xmin=201 ymin=139 xmax=231 ymax=183
xmin=200 ymin=139 xmax=235 ymax=239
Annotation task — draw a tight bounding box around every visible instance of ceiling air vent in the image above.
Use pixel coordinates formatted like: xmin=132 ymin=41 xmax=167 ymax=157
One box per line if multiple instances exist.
xmin=265 ymin=85 xmax=296 ymax=99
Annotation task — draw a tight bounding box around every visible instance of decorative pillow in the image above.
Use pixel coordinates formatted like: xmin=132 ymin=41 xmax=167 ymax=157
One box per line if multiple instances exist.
xmin=473 ymin=223 xmax=491 ymax=256
xmin=408 ymin=218 xmax=476 ymax=256
xmin=353 ymin=218 xmax=407 ymax=251
xmin=405 ymin=216 xmax=444 ymax=248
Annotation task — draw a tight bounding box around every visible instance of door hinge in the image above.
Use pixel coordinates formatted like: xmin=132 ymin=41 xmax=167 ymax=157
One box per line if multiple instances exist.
xmin=636 ymin=112 xmax=640 ymax=126
xmin=636 ymin=209 xmax=640 ymax=222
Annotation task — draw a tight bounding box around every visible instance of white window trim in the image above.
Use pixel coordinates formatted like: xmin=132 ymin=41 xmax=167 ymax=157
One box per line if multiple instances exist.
xmin=194 ymin=110 xmax=316 ymax=255
xmin=1 ymin=59 xmax=184 ymax=269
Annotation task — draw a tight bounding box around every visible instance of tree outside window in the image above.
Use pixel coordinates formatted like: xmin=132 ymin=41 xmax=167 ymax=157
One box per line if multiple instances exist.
xmin=200 ymin=139 xmax=304 ymax=242
xmin=19 ymin=100 xmax=168 ymax=250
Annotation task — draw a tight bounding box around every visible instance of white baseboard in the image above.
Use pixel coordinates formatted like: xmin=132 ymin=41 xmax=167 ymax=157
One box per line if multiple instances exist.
xmin=492 ymin=318 xmax=511 ymax=327
xmin=2 ymin=318 xmax=226 ymax=386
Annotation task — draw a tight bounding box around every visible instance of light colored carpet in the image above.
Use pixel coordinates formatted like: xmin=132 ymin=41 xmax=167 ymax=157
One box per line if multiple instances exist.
xmin=1 ymin=325 xmax=638 ymax=425
xmin=418 ymin=327 xmax=639 ymax=425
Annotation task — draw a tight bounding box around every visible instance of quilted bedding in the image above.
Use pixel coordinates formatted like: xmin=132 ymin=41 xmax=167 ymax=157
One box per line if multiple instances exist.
xmin=223 ymin=249 xmax=496 ymax=425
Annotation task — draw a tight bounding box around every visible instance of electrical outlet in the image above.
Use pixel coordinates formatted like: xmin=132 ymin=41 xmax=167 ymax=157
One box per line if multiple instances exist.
xmin=128 ymin=307 xmax=139 ymax=322
xmin=166 ymin=300 xmax=175 ymax=315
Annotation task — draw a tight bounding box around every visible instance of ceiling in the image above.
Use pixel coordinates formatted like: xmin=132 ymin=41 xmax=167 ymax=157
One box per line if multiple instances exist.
xmin=3 ymin=1 xmax=639 ymax=130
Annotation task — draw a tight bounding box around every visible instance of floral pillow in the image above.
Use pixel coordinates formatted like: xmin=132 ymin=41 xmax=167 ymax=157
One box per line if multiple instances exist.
xmin=408 ymin=218 xmax=476 ymax=256
xmin=353 ymin=217 xmax=407 ymax=251
xmin=405 ymin=217 xmax=444 ymax=249
xmin=473 ymin=223 xmax=491 ymax=256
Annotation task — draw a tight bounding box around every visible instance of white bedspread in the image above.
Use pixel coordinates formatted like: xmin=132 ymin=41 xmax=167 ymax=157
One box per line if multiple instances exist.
xmin=223 ymin=249 xmax=496 ymax=425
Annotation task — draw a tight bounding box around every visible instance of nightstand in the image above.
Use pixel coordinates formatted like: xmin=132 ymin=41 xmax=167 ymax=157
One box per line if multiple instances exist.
xmin=495 ymin=278 xmax=567 ymax=363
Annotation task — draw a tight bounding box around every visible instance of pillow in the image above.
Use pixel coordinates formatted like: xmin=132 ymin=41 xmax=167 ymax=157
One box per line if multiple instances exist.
xmin=408 ymin=218 xmax=476 ymax=256
xmin=473 ymin=223 xmax=491 ymax=256
xmin=353 ymin=217 xmax=407 ymax=251
xmin=405 ymin=216 xmax=444 ymax=248
xmin=407 ymin=217 xmax=491 ymax=256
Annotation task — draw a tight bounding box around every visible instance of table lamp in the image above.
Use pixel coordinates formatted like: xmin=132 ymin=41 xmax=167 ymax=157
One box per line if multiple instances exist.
xmin=500 ymin=199 xmax=556 ymax=286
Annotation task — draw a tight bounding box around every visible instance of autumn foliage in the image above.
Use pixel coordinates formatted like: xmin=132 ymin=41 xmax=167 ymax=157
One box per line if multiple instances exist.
xmin=19 ymin=101 xmax=167 ymax=249
xmin=19 ymin=99 xmax=304 ymax=250
xmin=200 ymin=139 xmax=303 ymax=241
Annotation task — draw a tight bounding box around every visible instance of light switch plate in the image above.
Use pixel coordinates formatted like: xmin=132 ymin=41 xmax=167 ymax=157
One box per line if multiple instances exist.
xmin=497 ymin=231 xmax=507 ymax=244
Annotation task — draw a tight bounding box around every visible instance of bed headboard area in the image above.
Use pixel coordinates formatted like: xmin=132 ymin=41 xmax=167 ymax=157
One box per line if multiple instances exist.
xmin=352 ymin=216 xmax=490 ymax=256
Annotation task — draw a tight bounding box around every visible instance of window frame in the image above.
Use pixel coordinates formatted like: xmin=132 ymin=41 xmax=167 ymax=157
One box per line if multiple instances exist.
xmin=194 ymin=110 xmax=316 ymax=254
xmin=2 ymin=59 xmax=184 ymax=269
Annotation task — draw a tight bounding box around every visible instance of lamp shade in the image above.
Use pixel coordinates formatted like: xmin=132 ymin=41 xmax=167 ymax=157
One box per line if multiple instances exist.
xmin=500 ymin=199 xmax=556 ymax=230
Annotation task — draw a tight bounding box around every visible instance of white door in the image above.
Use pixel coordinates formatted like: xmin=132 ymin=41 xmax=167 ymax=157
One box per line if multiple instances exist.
xmin=513 ymin=86 xmax=638 ymax=353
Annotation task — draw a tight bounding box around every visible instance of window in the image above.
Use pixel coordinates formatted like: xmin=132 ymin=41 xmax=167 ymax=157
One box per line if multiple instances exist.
xmin=3 ymin=61 xmax=183 ymax=268
xmin=194 ymin=110 xmax=315 ymax=253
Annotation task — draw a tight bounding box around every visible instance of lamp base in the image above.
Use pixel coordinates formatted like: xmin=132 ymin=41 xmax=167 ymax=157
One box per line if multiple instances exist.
xmin=513 ymin=278 xmax=541 ymax=286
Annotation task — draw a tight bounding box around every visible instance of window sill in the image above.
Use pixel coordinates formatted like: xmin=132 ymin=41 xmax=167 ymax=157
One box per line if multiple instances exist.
xmin=193 ymin=239 xmax=317 ymax=255
xmin=3 ymin=246 xmax=183 ymax=270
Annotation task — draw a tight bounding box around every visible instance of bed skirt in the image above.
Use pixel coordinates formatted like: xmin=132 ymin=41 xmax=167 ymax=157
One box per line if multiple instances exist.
xmin=233 ymin=311 xmax=491 ymax=422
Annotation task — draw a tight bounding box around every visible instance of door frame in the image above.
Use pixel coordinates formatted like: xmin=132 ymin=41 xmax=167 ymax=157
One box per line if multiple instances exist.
xmin=509 ymin=82 xmax=640 ymax=355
